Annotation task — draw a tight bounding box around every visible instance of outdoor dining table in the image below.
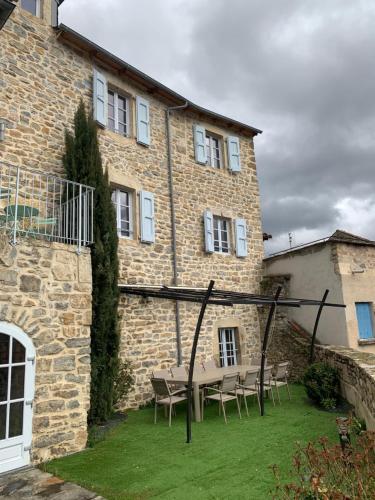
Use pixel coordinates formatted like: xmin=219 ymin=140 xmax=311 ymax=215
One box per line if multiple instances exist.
xmin=165 ymin=365 xmax=260 ymax=422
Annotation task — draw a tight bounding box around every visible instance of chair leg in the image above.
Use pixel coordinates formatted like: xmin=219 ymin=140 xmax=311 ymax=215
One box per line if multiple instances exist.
xmin=270 ymin=387 xmax=275 ymax=406
xmin=243 ymin=393 xmax=249 ymax=417
xmin=286 ymin=379 xmax=291 ymax=400
xmin=236 ymin=396 xmax=242 ymax=419
xmin=256 ymin=391 xmax=261 ymax=414
xmin=201 ymin=389 xmax=206 ymax=420
xmin=154 ymin=401 xmax=158 ymax=424
xmin=222 ymin=401 xmax=227 ymax=424
xmin=169 ymin=404 xmax=172 ymax=427
xmin=275 ymin=382 xmax=281 ymax=404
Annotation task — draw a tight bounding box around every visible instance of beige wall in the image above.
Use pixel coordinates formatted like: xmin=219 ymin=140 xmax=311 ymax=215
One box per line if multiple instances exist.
xmin=264 ymin=244 xmax=348 ymax=346
xmin=0 ymin=233 xmax=92 ymax=463
xmin=336 ymin=244 xmax=375 ymax=353
xmin=1 ymin=2 xmax=264 ymax=411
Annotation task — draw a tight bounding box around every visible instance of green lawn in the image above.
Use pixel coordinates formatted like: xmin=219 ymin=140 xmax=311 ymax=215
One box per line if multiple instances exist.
xmin=45 ymin=385 xmax=344 ymax=500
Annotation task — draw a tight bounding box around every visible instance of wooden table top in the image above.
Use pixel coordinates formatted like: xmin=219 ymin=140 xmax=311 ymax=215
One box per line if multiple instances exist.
xmin=165 ymin=365 xmax=261 ymax=386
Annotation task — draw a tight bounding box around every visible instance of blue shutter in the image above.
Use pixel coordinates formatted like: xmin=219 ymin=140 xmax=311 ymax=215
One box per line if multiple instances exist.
xmin=227 ymin=136 xmax=241 ymax=172
xmin=355 ymin=303 xmax=374 ymax=340
xmin=93 ymin=68 xmax=107 ymax=127
xmin=235 ymin=218 xmax=248 ymax=257
xmin=136 ymin=96 xmax=150 ymax=146
xmin=140 ymin=191 xmax=155 ymax=243
xmin=204 ymin=210 xmax=214 ymax=253
xmin=194 ymin=125 xmax=207 ymax=164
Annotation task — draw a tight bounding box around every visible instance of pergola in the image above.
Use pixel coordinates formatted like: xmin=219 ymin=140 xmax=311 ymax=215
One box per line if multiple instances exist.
xmin=120 ymin=281 xmax=345 ymax=443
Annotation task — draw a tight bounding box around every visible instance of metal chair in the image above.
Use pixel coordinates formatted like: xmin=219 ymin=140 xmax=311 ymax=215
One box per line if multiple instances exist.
xmin=151 ymin=378 xmax=187 ymax=427
xmin=261 ymin=366 xmax=276 ymax=406
xmin=152 ymin=368 xmax=170 ymax=379
xmin=202 ymin=373 xmax=241 ymax=423
xmin=271 ymin=362 xmax=291 ymax=403
xmin=202 ymin=359 xmax=217 ymax=371
xmin=170 ymin=365 xmax=188 ymax=391
xmin=236 ymin=369 xmax=260 ymax=416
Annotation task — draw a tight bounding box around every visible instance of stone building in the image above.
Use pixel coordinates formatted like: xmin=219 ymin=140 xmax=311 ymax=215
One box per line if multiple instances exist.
xmin=264 ymin=230 xmax=375 ymax=353
xmin=0 ymin=0 xmax=264 ymax=471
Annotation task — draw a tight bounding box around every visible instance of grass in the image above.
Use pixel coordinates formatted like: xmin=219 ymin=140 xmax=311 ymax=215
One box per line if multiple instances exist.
xmin=44 ymin=385 xmax=344 ymax=500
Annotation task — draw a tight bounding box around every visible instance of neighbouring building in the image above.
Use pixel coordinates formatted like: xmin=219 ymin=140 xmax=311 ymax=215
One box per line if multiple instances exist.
xmin=264 ymin=230 xmax=375 ymax=353
xmin=0 ymin=0 xmax=264 ymax=472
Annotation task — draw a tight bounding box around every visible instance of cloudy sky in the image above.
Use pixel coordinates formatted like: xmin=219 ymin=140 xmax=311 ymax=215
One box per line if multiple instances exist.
xmin=60 ymin=0 xmax=375 ymax=254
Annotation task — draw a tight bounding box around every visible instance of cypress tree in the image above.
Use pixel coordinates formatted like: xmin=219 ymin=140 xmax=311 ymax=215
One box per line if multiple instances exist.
xmin=63 ymin=101 xmax=119 ymax=424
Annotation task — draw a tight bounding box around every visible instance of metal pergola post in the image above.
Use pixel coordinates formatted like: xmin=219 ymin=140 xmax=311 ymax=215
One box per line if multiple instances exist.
xmin=186 ymin=280 xmax=215 ymax=444
xmin=309 ymin=289 xmax=329 ymax=364
xmin=259 ymin=286 xmax=282 ymax=417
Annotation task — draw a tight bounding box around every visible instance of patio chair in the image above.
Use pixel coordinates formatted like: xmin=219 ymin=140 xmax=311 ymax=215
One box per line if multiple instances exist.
xmin=202 ymin=373 xmax=241 ymax=424
xmin=151 ymin=378 xmax=187 ymax=427
xmin=170 ymin=365 xmax=188 ymax=391
xmin=236 ymin=369 xmax=260 ymax=416
xmin=271 ymin=362 xmax=291 ymax=403
xmin=250 ymin=355 xmax=267 ymax=367
xmin=261 ymin=366 xmax=275 ymax=406
xmin=152 ymin=368 xmax=171 ymax=379
xmin=202 ymin=359 xmax=217 ymax=371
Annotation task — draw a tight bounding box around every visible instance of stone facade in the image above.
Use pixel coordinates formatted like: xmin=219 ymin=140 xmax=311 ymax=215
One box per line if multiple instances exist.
xmin=0 ymin=233 xmax=92 ymax=463
xmin=1 ymin=0 xmax=264 ymax=415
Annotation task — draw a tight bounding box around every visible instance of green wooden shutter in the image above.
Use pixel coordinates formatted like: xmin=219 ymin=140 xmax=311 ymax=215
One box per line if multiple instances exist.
xmin=194 ymin=125 xmax=207 ymax=164
xmin=136 ymin=97 xmax=150 ymax=146
xmin=93 ymin=68 xmax=107 ymax=127
xmin=227 ymin=136 xmax=241 ymax=172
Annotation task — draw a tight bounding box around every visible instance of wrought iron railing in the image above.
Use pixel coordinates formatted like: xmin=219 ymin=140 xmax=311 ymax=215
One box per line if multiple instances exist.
xmin=0 ymin=163 xmax=94 ymax=251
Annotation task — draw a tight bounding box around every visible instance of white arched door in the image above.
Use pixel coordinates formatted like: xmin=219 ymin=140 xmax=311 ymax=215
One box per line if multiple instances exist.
xmin=0 ymin=323 xmax=35 ymax=473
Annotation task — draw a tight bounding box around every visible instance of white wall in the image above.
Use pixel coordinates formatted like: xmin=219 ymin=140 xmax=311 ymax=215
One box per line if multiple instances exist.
xmin=264 ymin=244 xmax=348 ymax=346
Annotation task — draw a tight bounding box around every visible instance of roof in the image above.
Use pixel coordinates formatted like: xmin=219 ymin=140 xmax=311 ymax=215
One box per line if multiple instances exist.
xmin=265 ymin=229 xmax=375 ymax=260
xmin=119 ymin=284 xmax=345 ymax=308
xmin=56 ymin=24 xmax=262 ymax=137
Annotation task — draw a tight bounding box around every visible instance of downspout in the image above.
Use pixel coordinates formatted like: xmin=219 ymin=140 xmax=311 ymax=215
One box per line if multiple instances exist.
xmin=166 ymin=101 xmax=189 ymax=366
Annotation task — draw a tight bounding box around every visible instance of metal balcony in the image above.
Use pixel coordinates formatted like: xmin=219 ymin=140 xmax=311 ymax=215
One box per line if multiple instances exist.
xmin=0 ymin=163 xmax=94 ymax=252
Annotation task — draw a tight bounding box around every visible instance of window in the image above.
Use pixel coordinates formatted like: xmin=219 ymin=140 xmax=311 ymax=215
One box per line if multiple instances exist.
xmin=218 ymin=328 xmax=238 ymax=367
xmin=20 ymin=0 xmax=41 ymax=16
xmin=213 ymin=216 xmax=230 ymax=253
xmin=108 ymin=90 xmax=129 ymax=136
xmin=206 ymin=134 xmax=221 ymax=168
xmin=111 ymin=189 xmax=133 ymax=238
xmin=355 ymin=303 xmax=374 ymax=340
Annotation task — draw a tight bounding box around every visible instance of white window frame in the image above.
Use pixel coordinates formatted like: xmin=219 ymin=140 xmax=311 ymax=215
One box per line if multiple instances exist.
xmin=112 ymin=188 xmax=133 ymax=239
xmin=206 ymin=133 xmax=222 ymax=168
xmin=218 ymin=328 xmax=238 ymax=367
xmin=213 ymin=216 xmax=230 ymax=254
xmin=108 ymin=89 xmax=130 ymax=137
xmin=20 ymin=0 xmax=41 ymax=17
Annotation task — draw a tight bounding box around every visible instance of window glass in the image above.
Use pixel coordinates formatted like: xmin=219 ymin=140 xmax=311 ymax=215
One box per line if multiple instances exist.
xmin=112 ymin=189 xmax=133 ymax=238
xmin=9 ymin=402 xmax=23 ymax=438
xmin=11 ymin=366 xmax=25 ymax=400
xmin=21 ymin=0 xmax=38 ymax=16
xmin=12 ymin=339 xmax=25 ymax=363
xmin=218 ymin=328 xmax=238 ymax=367
xmin=107 ymin=90 xmax=129 ymax=136
xmin=0 ymin=334 xmax=9 ymax=365
xmin=213 ymin=217 xmax=230 ymax=253
xmin=206 ymin=134 xmax=221 ymax=168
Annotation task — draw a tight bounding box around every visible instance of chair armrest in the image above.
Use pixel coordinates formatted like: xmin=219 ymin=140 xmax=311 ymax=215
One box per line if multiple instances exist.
xmin=205 ymin=387 xmax=222 ymax=395
xmin=170 ymin=388 xmax=188 ymax=397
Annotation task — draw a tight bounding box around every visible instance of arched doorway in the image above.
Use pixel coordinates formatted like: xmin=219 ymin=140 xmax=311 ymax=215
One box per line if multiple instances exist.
xmin=0 ymin=322 xmax=35 ymax=473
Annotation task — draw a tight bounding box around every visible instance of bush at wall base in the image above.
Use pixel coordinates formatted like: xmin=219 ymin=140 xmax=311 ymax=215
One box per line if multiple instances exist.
xmin=303 ymin=362 xmax=340 ymax=410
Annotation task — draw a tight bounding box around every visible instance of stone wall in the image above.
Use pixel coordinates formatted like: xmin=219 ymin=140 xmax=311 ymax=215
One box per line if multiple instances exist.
xmin=0 ymin=233 xmax=92 ymax=463
xmin=260 ymin=275 xmax=310 ymax=381
xmin=1 ymin=3 xmax=264 ymax=409
xmin=315 ymin=345 xmax=375 ymax=430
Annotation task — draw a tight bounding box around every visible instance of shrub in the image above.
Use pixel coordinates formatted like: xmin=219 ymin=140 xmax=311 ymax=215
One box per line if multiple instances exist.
xmin=303 ymin=363 xmax=339 ymax=409
xmin=272 ymin=432 xmax=375 ymax=499
xmin=113 ymin=359 xmax=135 ymax=408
